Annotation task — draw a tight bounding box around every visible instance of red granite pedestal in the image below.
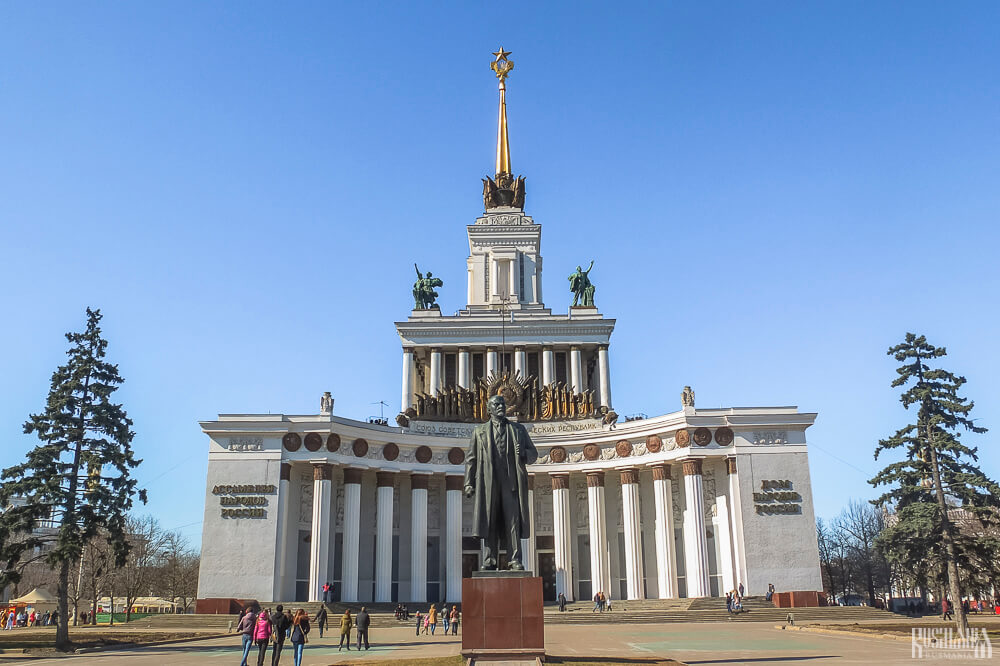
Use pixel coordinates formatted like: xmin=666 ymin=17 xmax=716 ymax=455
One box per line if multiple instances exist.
xmin=461 ymin=572 xmax=545 ymax=664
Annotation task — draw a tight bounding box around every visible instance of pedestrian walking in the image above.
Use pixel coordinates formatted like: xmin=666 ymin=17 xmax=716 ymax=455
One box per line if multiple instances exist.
xmin=253 ymin=607 xmax=272 ymax=666
xmin=269 ymin=605 xmax=291 ymax=665
xmin=449 ymin=606 xmax=459 ymax=635
xmin=338 ymin=609 xmax=352 ymax=651
xmin=442 ymin=606 xmax=450 ymax=634
xmin=558 ymin=592 xmax=566 ymax=612
xmin=355 ymin=607 xmax=370 ymax=650
xmin=738 ymin=582 xmax=745 ymax=598
xmin=237 ymin=606 xmax=258 ymax=666
xmin=942 ymin=599 xmax=953 ymax=621
xmin=414 ymin=610 xmax=423 ymax=636
xmin=290 ymin=610 xmax=310 ymax=666
xmin=314 ymin=605 xmax=327 ymax=638
xmin=726 ymin=591 xmax=733 ymax=613
xmin=592 ymin=592 xmax=601 ymax=612
xmin=428 ymin=604 xmax=438 ymax=635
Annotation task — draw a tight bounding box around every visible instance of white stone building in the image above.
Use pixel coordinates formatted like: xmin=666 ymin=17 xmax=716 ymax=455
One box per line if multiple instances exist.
xmin=196 ymin=52 xmax=823 ymax=607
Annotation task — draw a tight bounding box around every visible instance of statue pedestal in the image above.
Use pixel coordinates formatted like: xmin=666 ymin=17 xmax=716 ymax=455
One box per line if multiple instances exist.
xmin=461 ymin=571 xmax=544 ymax=663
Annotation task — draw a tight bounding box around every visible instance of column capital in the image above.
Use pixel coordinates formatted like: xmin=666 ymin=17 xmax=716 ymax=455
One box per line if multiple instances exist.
xmin=312 ymin=463 xmax=333 ymax=481
xmin=344 ymin=467 xmax=363 ymax=485
xmin=726 ymin=457 xmax=737 ymax=475
xmin=445 ymin=475 xmax=464 ymax=491
xmin=403 ymin=347 xmax=416 ymax=354
xmin=280 ymin=462 xmax=292 ymax=481
xmin=550 ymin=473 xmax=570 ymax=490
xmin=411 ymin=474 xmax=430 ymax=490
xmin=681 ymin=458 xmax=703 ymax=476
xmin=585 ymin=471 xmax=605 ymax=487
xmin=620 ymin=468 xmax=640 ymax=485
xmin=430 ymin=347 xmax=442 ymax=354
xmin=376 ymin=471 xmax=396 ymax=487
xmin=650 ymin=463 xmax=671 ymax=481
xmin=598 ymin=344 xmax=609 ymax=351
xmin=514 ymin=346 xmax=524 ymax=352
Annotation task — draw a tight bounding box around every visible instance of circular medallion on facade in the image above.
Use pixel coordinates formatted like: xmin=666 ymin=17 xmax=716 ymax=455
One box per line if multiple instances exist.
xmin=715 ymin=427 xmax=735 ymax=446
xmin=352 ymin=438 xmax=369 ymax=457
xmin=549 ymin=446 xmax=567 ymax=463
xmin=583 ymin=443 xmax=600 ymax=461
xmin=615 ymin=440 xmax=633 ymax=457
xmin=448 ymin=447 xmax=465 ymax=465
xmin=415 ymin=445 xmax=433 ymax=463
xmin=646 ymin=435 xmax=662 ymax=453
xmin=304 ymin=433 xmax=322 ymax=452
xmin=675 ymin=429 xmax=691 ymax=448
xmin=326 ymin=433 xmax=341 ymax=452
xmin=282 ymin=433 xmax=301 ymax=452
xmin=383 ymin=442 xmax=399 ymax=461
xmin=693 ymin=427 xmax=712 ymax=447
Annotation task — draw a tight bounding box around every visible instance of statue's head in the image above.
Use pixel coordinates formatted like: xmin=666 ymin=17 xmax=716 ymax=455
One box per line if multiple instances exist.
xmin=426 ymin=272 xmax=433 ymax=277
xmin=487 ymin=394 xmax=506 ymax=420
xmin=576 ymin=265 xmax=582 ymax=272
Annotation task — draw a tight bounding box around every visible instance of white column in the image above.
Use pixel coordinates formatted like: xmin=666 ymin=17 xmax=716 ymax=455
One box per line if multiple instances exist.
xmin=273 ymin=463 xmax=292 ymax=602
xmin=509 ymin=255 xmax=519 ymax=302
xmin=401 ymin=349 xmax=415 ymax=412
xmin=486 ymin=348 xmax=498 ymax=378
xmin=308 ymin=464 xmax=332 ymax=602
xmin=651 ymin=464 xmax=677 ymax=599
xmin=716 ymin=494 xmax=736 ymax=596
xmin=429 ymin=348 xmax=442 ymax=395
xmin=586 ymin=472 xmax=611 ymax=600
xmin=445 ymin=476 xmax=463 ymax=602
xmin=521 ymin=477 xmax=537 ymax=574
xmin=514 ymin=347 xmax=526 ymax=378
xmin=551 ymin=474 xmax=574 ymax=601
xmin=570 ymin=347 xmax=582 ymax=393
xmin=341 ymin=469 xmax=362 ymax=602
xmin=541 ymin=348 xmax=554 ymax=386
xmin=726 ymin=457 xmax=748 ymax=593
xmin=458 ymin=350 xmax=471 ymax=389
xmin=620 ymin=469 xmax=645 ymax=600
xmin=375 ymin=472 xmax=395 ymax=603
xmin=410 ymin=475 xmax=429 ymax=602
xmin=597 ymin=345 xmax=612 ymax=408
xmin=682 ymin=459 xmax=710 ymax=598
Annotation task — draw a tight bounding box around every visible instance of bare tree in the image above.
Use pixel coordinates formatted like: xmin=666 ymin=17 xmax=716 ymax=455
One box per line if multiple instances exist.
xmin=153 ymin=531 xmax=199 ymax=613
xmin=118 ymin=516 xmax=168 ymax=623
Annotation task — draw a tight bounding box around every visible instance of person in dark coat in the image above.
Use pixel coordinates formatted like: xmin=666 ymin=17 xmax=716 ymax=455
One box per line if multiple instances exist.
xmin=314 ymin=605 xmax=327 ymax=638
xmin=355 ymin=607 xmax=370 ymax=650
xmin=463 ymin=395 xmax=538 ymax=570
xmin=270 ymin=605 xmax=291 ymax=665
xmin=290 ymin=610 xmax=310 ymax=666
xmin=558 ymin=592 xmax=566 ymax=612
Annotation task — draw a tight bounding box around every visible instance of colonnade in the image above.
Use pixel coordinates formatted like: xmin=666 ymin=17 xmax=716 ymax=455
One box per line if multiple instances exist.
xmin=401 ymin=344 xmax=613 ymax=412
xmin=285 ymin=456 xmax=743 ymax=604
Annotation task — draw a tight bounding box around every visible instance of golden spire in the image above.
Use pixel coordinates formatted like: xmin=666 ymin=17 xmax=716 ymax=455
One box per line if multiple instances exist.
xmin=491 ymin=47 xmax=514 ymax=177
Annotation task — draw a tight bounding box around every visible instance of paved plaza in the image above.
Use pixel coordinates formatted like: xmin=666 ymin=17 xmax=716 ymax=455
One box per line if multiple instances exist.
xmin=0 ymin=621 xmax=950 ymax=665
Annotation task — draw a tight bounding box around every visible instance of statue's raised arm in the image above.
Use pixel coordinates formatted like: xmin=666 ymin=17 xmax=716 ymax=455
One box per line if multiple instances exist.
xmin=583 ymin=260 xmax=594 ymax=275
xmin=414 ymin=263 xmax=423 ymax=279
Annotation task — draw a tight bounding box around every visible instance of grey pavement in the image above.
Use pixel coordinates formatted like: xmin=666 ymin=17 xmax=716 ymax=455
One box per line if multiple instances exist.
xmin=1 ymin=621 xmax=991 ymax=665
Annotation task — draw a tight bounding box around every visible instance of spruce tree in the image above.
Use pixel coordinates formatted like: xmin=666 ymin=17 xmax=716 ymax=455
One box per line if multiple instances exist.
xmin=870 ymin=333 xmax=1000 ymax=637
xmin=0 ymin=308 xmax=145 ymax=650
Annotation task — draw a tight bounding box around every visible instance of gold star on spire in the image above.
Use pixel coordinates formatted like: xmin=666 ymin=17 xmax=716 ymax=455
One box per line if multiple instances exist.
xmin=492 ymin=46 xmax=512 ymax=61
xmin=489 ymin=47 xmax=514 ymax=176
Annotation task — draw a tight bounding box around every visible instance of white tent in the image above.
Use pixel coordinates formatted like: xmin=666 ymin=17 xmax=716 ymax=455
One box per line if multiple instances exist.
xmin=10 ymin=588 xmax=57 ymax=608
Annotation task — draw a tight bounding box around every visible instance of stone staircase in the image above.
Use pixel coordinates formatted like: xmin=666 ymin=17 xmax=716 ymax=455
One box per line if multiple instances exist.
xmin=142 ymin=596 xmax=896 ymax=630
xmin=542 ymin=596 xmax=896 ymax=625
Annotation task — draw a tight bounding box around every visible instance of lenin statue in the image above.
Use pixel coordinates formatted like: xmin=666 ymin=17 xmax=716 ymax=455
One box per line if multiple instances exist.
xmin=464 ymin=394 xmax=539 ymax=570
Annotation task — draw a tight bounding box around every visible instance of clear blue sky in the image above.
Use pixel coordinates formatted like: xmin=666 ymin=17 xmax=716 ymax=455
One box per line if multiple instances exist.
xmin=2 ymin=2 xmax=998 ymax=549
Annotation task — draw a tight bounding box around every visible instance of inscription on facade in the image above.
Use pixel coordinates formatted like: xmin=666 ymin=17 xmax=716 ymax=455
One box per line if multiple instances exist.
xmin=410 ymin=418 xmax=602 ymax=439
xmin=753 ymin=479 xmax=802 ymax=514
xmin=213 ymin=483 xmax=275 ymax=518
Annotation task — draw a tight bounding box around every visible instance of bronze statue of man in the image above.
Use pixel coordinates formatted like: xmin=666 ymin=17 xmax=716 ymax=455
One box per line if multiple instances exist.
xmin=464 ymin=395 xmax=538 ymax=570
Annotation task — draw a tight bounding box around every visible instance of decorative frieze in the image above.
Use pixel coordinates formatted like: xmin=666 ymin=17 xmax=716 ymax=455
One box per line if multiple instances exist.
xmin=327 ymin=434 xmax=341 ymax=452
xmin=227 ymin=437 xmax=263 ymax=451
xmin=753 ymin=431 xmax=788 ymax=446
